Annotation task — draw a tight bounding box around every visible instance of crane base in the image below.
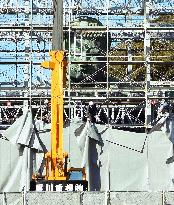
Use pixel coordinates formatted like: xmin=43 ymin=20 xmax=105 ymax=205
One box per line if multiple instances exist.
xmin=30 ymin=180 xmax=88 ymax=191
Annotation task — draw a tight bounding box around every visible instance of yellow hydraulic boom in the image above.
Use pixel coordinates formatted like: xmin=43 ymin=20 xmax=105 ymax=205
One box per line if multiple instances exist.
xmin=41 ymin=50 xmax=68 ymax=180
xmin=30 ymin=50 xmax=88 ymax=191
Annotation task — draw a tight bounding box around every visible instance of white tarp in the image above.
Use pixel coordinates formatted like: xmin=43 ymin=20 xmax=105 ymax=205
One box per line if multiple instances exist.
xmin=0 ymin=109 xmax=42 ymax=192
xmin=65 ymin=116 xmax=174 ymax=191
xmin=1 ymin=112 xmax=174 ymax=192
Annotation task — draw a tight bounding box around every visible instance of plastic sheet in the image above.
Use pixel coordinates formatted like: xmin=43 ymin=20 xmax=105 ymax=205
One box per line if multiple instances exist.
xmin=0 ymin=109 xmax=42 ymax=192
xmin=1 ymin=113 xmax=174 ymax=191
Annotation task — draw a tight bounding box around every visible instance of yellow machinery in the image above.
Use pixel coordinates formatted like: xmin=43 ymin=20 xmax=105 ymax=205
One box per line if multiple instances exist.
xmin=42 ymin=51 xmax=68 ymax=181
xmin=30 ymin=51 xmax=88 ymax=191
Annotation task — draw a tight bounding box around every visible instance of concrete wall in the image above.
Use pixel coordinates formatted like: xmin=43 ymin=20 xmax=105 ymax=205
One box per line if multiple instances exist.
xmin=0 ymin=191 xmax=173 ymax=205
xmin=0 ymin=192 xmax=23 ymax=205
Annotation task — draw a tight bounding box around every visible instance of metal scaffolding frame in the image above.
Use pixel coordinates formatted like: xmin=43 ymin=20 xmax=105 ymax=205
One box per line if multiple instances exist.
xmin=0 ymin=0 xmax=174 ymax=129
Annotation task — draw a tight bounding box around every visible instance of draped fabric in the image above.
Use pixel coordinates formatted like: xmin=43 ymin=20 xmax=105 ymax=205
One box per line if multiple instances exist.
xmin=1 ymin=113 xmax=174 ymax=191
xmin=0 ymin=109 xmax=42 ymax=192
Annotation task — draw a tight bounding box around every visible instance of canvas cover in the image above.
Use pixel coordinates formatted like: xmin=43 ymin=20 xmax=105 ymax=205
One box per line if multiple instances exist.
xmin=0 ymin=108 xmax=42 ymax=192
xmin=1 ymin=110 xmax=174 ymax=191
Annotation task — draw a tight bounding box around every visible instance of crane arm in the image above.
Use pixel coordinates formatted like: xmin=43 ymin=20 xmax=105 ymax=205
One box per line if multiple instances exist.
xmin=42 ymin=50 xmax=68 ymax=180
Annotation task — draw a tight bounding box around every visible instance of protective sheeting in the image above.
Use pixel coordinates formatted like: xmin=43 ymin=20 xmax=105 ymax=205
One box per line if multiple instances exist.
xmin=64 ymin=118 xmax=174 ymax=191
xmin=74 ymin=121 xmax=101 ymax=190
xmin=3 ymin=109 xmax=41 ymax=150
xmin=0 ymin=109 xmax=42 ymax=192
xmin=148 ymin=113 xmax=169 ymax=134
xmin=72 ymin=124 xmax=149 ymax=191
xmin=1 ymin=113 xmax=174 ymax=192
xmin=162 ymin=115 xmax=174 ymax=144
xmin=0 ymin=138 xmax=21 ymax=192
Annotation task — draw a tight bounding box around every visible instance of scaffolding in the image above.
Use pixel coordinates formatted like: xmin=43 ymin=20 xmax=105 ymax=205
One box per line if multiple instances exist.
xmin=0 ymin=0 xmax=174 ymax=129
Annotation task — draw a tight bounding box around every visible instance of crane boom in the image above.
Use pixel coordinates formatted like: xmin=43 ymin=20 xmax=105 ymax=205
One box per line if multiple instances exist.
xmin=42 ymin=51 xmax=68 ymax=180
xmin=29 ymin=0 xmax=87 ymax=192
xmin=30 ymin=50 xmax=88 ymax=191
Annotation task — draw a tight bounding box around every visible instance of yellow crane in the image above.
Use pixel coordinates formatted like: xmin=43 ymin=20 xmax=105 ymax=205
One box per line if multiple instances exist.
xmin=42 ymin=51 xmax=68 ymax=181
xmin=31 ymin=51 xmax=87 ymax=191
xmin=30 ymin=0 xmax=87 ymax=191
